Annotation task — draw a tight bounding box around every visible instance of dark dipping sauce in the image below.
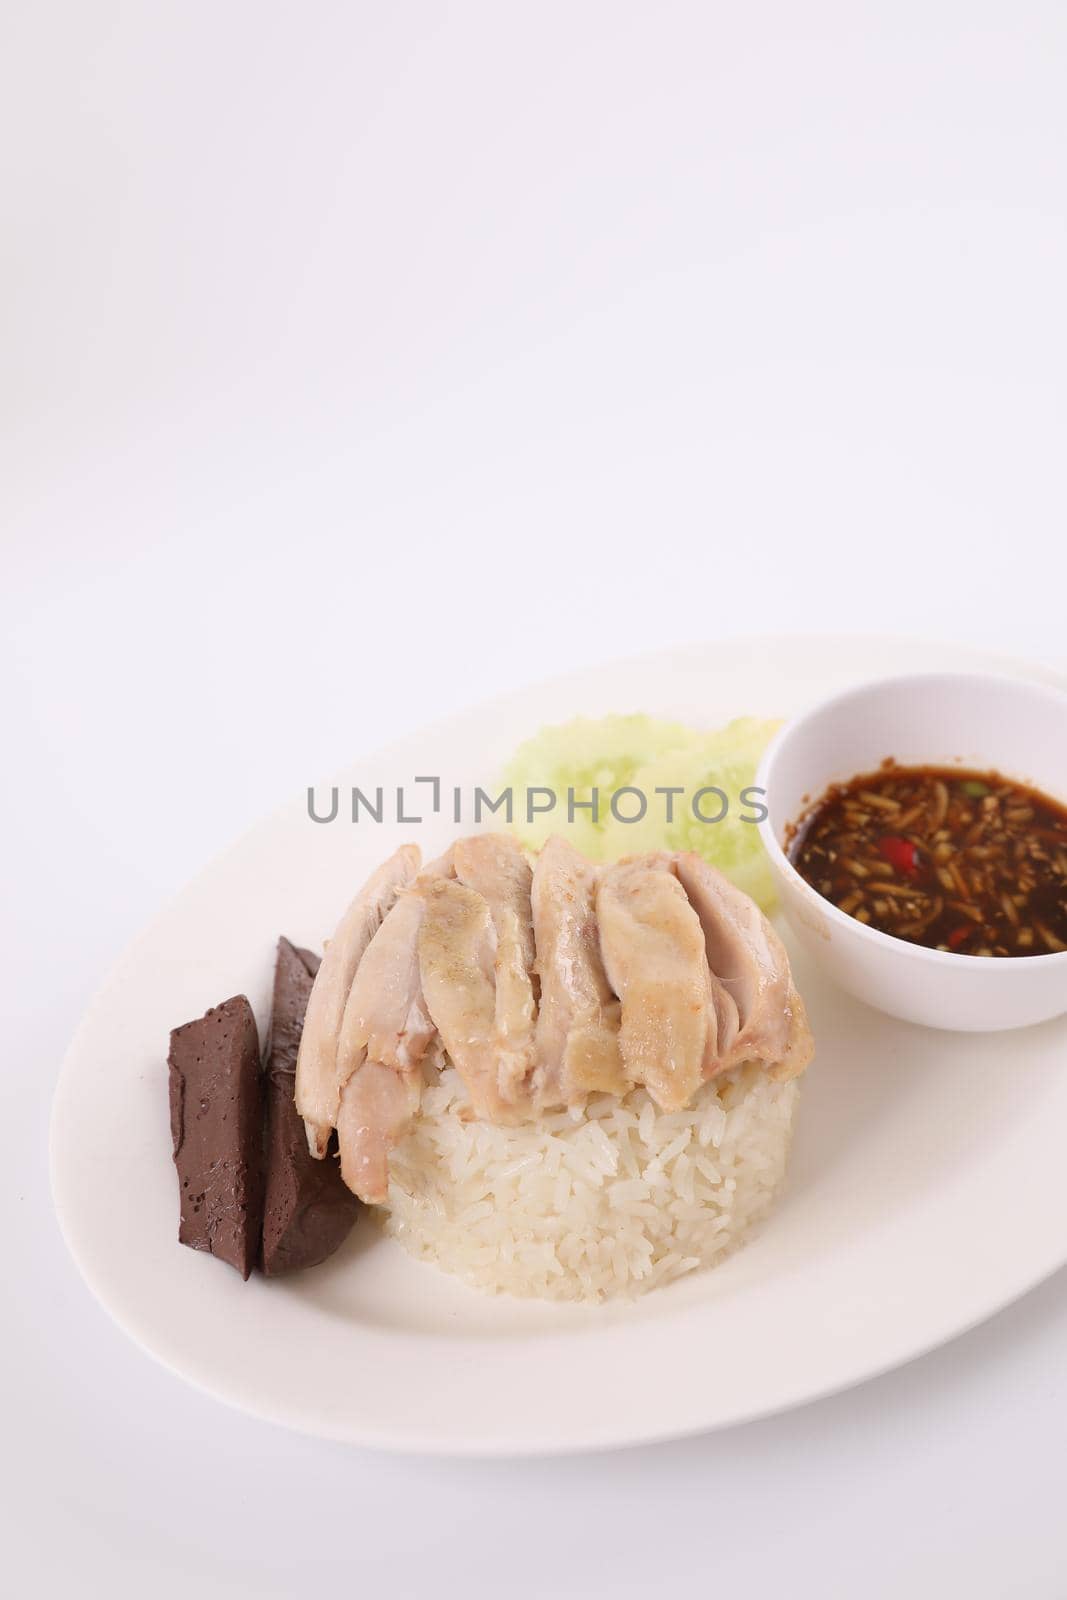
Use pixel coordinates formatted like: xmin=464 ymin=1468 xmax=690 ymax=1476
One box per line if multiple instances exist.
xmin=789 ymin=763 xmax=1067 ymax=957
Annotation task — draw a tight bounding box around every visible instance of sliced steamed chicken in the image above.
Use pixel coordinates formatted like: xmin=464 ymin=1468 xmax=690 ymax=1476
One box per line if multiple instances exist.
xmin=596 ymin=856 xmax=710 ymax=1112
xmin=295 ymin=844 xmax=420 ymax=1157
xmin=530 ymin=836 xmax=627 ymax=1107
xmin=673 ymin=852 xmax=814 ymax=1079
xmin=336 ymin=1061 xmax=423 ymax=1204
xmin=454 ymin=834 xmax=538 ymax=1106
xmin=300 ymin=831 xmax=813 ymax=1208
xmin=416 ymin=876 xmax=521 ymax=1123
xmin=333 ymin=849 xmax=454 ymax=1202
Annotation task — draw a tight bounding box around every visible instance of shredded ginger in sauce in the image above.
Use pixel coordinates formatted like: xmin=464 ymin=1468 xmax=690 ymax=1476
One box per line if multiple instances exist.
xmin=789 ymin=763 xmax=1067 ymax=957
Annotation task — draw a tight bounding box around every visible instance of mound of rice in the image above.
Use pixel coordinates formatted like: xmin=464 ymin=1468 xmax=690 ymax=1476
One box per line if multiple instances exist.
xmin=383 ymin=1065 xmax=799 ymax=1302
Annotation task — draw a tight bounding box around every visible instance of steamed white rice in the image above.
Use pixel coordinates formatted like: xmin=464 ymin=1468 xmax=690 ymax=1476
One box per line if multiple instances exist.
xmin=383 ymin=1065 xmax=799 ymax=1302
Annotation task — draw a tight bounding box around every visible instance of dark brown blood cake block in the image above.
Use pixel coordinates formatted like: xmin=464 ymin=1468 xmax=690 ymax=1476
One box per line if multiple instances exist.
xmin=168 ymin=996 xmax=264 ymax=1279
xmin=261 ymin=938 xmax=360 ymax=1275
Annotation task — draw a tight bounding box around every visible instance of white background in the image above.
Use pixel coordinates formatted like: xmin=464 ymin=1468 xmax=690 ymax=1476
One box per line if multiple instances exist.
xmin=5 ymin=2 xmax=1067 ymax=1594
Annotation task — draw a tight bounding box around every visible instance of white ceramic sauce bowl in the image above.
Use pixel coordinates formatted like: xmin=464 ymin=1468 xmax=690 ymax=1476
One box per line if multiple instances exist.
xmin=756 ymin=672 xmax=1067 ymax=1031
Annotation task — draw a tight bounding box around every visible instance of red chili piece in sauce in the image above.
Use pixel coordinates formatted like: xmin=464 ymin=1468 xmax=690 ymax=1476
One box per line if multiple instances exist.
xmin=878 ymin=835 xmax=919 ymax=876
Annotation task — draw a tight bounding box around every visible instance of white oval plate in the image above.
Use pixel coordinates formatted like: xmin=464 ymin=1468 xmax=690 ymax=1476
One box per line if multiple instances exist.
xmin=51 ymin=636 xmax=1067 ymax=1456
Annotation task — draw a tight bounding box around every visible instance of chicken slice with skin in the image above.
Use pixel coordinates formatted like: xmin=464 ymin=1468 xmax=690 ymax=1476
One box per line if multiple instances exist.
xmin=454 ymin=834 xmax=537 ymax=1106
xmin=337 ymin=1060 xmax=422 ymax=1203
xmin=673 ymin=852 xmax=814 ymax=1080
xmin=591 ymin=849 xmax=738 ymax=1090
xmin=417 ymin=877 xmax=522 ymax=1122
xmin=295 ymin=844 xmax=420 ymax=1157
xmin=596 ymin=856 xmax=709 ymax=1111
xmin=333 ymin=849 xmax=454 ymax=1202
xmin=531 ymin=836 xmax=627 ymax=1108
xmin=337 ymin=850 xmax=453 ymax=1078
